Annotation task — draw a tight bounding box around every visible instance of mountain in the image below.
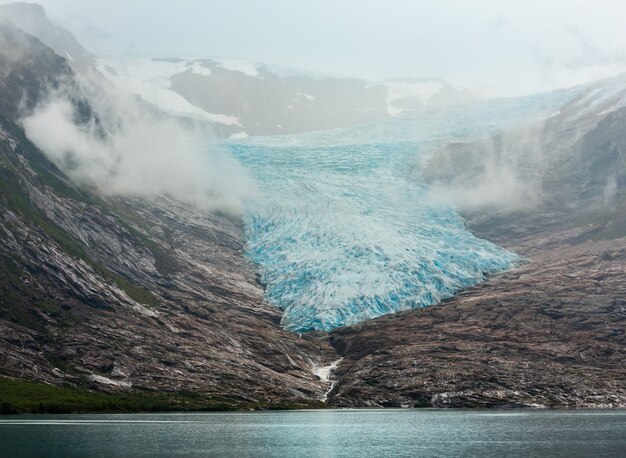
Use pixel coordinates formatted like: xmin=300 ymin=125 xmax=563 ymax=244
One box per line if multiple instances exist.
xmin=0 ymin=2 xmax=95 ymax=71
xmin=0 ymin=16 xmax=335 ymax=411
xmin=0 ymin=3 xmax=474 ymax=137
xmin=97 ymin=57 xmax=474 ymax=136
xmin=0 ymin=3 xmax=625 ymax=412
xmin=366 ymin=77 xmax=476 ymax=116
xmin=228 ymin=94 xmax=570 ymax=333
xmin=325 ymin=76 xmax=626 ymax=408
xmin=424 ymin=74 xmax=626 ymax=234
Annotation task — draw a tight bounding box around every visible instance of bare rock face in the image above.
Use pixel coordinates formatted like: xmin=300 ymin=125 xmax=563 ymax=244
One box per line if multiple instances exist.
xmin=169 ymin=66 xmax=390 ymax=136
xmin=328 ymin=223 xmax=626 ymax=408
xmin=0 ymin=190 xmax=337 ymax=404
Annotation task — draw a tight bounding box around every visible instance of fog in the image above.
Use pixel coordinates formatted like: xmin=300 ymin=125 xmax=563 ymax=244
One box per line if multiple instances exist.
xmin=4 ymin=1 xmax=625 ymax=215
xmin=21 ymin=80 xmax=256 ymax=214
xmin=427 ymin=124 xmax=547 ymax=211
xmin=29 ymin=0 xmax=626 ymax=97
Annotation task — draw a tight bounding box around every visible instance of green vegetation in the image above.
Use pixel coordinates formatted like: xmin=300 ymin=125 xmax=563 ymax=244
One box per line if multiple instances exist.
xmin=0 ymin=377 xmax=327 ymax=414
xmin=0 ymin=377 xmax=237 ymax=414
xmin=111 ymin=208 xmax=179 ymax=276
xmin=107 ymin=273 xmax=160 ymax=308
xmin=0 ymin=255 xmax=64 ymax=330
xmin=0 ymin=164 xmax=160 ymax=308
xmin=0 ymin=111 xmax=166 ymax=308
xmin=574 ymin=198 xmax=626 ymax=240
xmin=574 ymin=208 xmax=615 ymax=228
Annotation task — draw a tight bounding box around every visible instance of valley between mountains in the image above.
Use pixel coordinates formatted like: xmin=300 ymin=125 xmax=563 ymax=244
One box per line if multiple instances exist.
xmin=0 ymin=4 xmax=625 ymax=412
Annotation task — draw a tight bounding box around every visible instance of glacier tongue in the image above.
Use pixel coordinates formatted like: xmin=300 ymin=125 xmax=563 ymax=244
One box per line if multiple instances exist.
xmin=226 ymin=90 xmax=578 ymax=332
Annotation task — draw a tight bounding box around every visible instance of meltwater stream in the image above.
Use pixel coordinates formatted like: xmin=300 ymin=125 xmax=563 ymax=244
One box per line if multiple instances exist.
xmin=225 ymin=90 xmax=576 ymax=332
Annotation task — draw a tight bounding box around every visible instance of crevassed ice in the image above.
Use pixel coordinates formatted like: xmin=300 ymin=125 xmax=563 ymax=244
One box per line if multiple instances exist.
xmin=226 ymin=89 xmax=579 ymax=332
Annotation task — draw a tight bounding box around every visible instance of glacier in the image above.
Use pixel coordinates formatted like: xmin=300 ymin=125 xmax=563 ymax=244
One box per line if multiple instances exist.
xmin=224 ymin=89 xmax=579 ymax=332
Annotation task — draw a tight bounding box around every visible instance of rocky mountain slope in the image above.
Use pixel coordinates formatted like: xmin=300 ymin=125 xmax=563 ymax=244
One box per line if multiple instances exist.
xmin=1 ymin=3 xmax=625 ymax=411
xmin=0 ymin=17 xmax=335 ymax=410
xmin=329 ymin=220 xmax=626 ymax=408
xmin=327 ymin=76 xmax=626 ymax=408
xmin=0 ymin=2 xmax=94 ymax=71
xmin=95 ymin=56 xmax=474 ymax=137
xmin=0 ymin=3 xmax=474 ymax=138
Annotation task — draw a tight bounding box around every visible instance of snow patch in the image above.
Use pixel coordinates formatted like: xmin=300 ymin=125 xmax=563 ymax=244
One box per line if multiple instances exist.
xmin=299 ymin=92 xmax=316 ymax=101
xmin=99 ymin=57 xmax=188 ymax=88
xmin=229 ymin=131 xmax=249 ymax=139
xmin=96 ymin=57 xmax=241 ymax=126
xmin=188 ymin=61 xmax=213 ymax=77
xmin=568 ymin=73 xmax=626 ymax=121
xmin=213 ymin=58 xmax=259 ymax=77
xmin=368 ymin=80 xmax=444 ymax=116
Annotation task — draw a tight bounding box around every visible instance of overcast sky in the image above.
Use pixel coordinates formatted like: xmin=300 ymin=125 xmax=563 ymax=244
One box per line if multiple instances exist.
xmin=31 ymin=0 xmax=626 ymax=97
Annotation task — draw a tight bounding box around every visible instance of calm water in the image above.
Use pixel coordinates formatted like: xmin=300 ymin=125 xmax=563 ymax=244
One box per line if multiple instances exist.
xmin=1 ymin=409 xmax=625 ymax=457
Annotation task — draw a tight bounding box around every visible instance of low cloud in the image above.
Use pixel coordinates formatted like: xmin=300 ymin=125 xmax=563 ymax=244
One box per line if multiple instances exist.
xmin=21 ymin=80 xmax=256 ymax=214
xmin=430 ymin=163 xmax=541 ymax=211
xmin=427 ymin=125 xmax=545 ymax=211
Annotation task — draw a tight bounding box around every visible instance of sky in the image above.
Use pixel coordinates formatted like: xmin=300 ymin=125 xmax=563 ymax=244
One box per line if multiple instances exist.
xmin=27 ymin=0 xmax=626 ymax=97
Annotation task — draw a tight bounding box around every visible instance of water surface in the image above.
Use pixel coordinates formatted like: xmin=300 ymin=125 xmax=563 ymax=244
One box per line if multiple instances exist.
xmin=2 ymin=409 xmax=625 ymax=457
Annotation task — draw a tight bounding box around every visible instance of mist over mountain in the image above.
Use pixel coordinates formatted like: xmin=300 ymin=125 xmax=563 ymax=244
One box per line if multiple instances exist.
xmin=95 ymin=56 xmax=475 ymax=136
xmin=0 ymin=2 xmax=94 ymax=70
xmin=0 ymin=2 xmax=476 ymax=138
xmin=0 ymin=1 xmax=625 ymax=418
xmin=427 ymin=73 xmax=626 ymax=217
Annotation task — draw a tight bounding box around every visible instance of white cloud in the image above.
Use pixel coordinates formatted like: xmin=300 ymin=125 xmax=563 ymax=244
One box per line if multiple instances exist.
xmin=21 ymin=86 xmax=256 ymax=214
xmin=428 ymin=125 xmax=546 ymax=211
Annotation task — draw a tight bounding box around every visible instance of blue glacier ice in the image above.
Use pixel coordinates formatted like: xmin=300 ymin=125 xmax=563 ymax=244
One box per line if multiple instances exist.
xmin=224 ymin=89 xmax=578 ymax=332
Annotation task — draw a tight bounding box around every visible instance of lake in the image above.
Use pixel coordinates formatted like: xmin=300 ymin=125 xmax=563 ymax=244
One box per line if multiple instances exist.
xmin=1 ymin=409 xmax=625 ymax=457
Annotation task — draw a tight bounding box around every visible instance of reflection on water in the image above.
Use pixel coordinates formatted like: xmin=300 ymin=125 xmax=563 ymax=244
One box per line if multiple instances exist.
xmin=1 ymin=409 xmax=625 ymax=457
